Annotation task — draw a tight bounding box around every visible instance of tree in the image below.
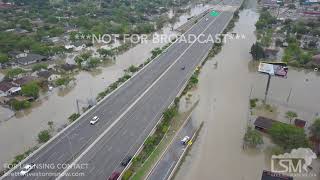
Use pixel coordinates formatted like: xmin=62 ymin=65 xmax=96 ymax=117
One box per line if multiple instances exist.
xmin=269 ymin=122 xmax=309 ymax=151
xmin=10 ymin=100 xmax=31 ymax=111
xmin=97 ymin=48 xmax=114 ymax=58
xmin=0 ymin=53 xmax=8 ymax=63
xmin=285 ymin=111 xmax=297 ymax=124
xmin=32 ymin=63 xmax=48 ymax=72
xmin=21 ymin=82 xmax=40 ymax=99
xmin=310 ymin=118 xmax=320 ymax=140
xmin=244 ymin=126 xmax=264 ymax=148
xmin=250 ymin=43 xmax=265 ymax=60
xmin=38 ymin=130 xmax=51 ymax=143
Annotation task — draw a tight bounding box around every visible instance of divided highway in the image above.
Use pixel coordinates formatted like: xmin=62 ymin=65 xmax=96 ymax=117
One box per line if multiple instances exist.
xmin=1 ymin=0 xmax=241 ymax=179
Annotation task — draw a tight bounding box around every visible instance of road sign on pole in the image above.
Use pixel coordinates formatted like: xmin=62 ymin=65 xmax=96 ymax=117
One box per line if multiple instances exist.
xmin=210 ymin=10 xmax=220 ymax=17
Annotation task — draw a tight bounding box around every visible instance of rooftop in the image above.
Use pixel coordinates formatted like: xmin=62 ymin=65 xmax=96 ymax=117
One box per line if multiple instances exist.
xmin=0 ymin=81 xmax=15 ymax=92
xmin=294 ymin=118 xmax=307 ymax=128
xmin=16 ymin=54 xmax=47 ymax=65
xmin=261 ymin=170 xmax=293 ymax=180
xmin=254 ymin=116 xmax=277 ymax=130
xmin=12 ymin=76 xmax=38 ymax=86
xmin=37 ymin=71 xmax=52 ymax=79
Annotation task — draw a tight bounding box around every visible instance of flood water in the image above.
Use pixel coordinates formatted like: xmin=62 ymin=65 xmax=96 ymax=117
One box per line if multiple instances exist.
xmin=0 ymin=2 xmax=216 ymax=170
xmin=175 ymin=1 xmax=320 ymax=180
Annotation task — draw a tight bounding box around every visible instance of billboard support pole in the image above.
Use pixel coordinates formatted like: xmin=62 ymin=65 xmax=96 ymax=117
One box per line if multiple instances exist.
xmin=264 ymin=74 xmax=271 ymax=103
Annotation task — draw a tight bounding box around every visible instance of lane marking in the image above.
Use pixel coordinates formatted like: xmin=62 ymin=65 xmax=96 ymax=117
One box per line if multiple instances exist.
xmin=56 ymin=12 xmax=224 ymax=180
xmin=163 ymin=162 xmax=176 ymax=180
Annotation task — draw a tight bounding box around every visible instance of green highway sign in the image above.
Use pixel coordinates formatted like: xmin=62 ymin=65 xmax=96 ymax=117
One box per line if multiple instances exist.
xmin=210 ymin=10 xmax=219 ymax=17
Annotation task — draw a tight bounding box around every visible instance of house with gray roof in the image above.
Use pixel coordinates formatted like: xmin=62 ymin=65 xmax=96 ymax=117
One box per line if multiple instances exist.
xmin=15 ymin=53 xmax=47 ymax=66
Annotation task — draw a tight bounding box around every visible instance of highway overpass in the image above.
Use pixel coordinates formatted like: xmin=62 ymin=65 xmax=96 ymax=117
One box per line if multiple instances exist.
xmin=1 ymin=0 xmax=242 ymax=179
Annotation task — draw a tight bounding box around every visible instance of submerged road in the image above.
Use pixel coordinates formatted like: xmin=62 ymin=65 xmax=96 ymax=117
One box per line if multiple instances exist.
xmin=1 ymin=0 xmax=241 ymax=179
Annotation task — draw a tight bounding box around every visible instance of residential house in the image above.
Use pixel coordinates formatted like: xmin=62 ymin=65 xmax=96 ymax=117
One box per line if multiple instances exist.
xmin=37 ymin=71 xmax=61 ymax=82
xmin=8 ymin=51 xmax=27 ymax=59
xmin=0 ymin=81 xmax=21 ymax=97
xmin=5 ymin=28 xmax=29 ymax=34
xmin=12 ymin=76 xmax=38 ymax=87
xmin=294 ymin=118 xmax=307 ymax=128
xmin=254 ymin=116 xmax=280 ymax=132
xmin=16 ymin=54 xmax=47 ymax=66
xmin=261 ymin=170 xmax=293 ymax=180
xmin=64 ymin=45 xmax=75 ymax=50
xmin=0 ymin=2 xmax=14 ymax=9
xmin=59 ymin=63 xmax=77 ymax=73
xmin=72 ymin=42 xmax=86 ymax=51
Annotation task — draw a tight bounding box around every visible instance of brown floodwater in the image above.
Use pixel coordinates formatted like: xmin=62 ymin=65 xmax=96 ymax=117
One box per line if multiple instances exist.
xmin=175 ymin=1 xmax=320 ymax=180
xmin=0 ymin=2 xmax=216 ymax=169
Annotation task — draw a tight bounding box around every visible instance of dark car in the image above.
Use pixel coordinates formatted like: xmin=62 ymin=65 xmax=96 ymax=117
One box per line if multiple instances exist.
xmin=108 ymin=172 xmax=120 ymax=180
xmin=121 ymin=156 xmax=132 ymax=166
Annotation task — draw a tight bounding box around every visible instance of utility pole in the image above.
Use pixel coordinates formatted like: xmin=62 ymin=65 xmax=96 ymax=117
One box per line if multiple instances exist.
xmin=264 ymin=74 xmax=271 ymax=103
xmin=286 ymin=87 xmax=292 ymax=103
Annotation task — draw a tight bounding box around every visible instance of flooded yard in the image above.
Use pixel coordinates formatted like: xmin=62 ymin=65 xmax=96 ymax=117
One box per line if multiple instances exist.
xmin=175 ymin=1 xmax=320 ymax=180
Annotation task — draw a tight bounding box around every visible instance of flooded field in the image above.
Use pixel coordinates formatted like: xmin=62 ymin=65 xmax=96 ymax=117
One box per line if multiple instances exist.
xmin=175 ymin=1 xmax=320 ymax=180
xmin=0 ymin=2 xmax=216 ymax=170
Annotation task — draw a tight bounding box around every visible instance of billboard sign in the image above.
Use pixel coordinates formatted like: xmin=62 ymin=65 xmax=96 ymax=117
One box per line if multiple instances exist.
xmin=258 ymin=62 xmax=288 ymax=77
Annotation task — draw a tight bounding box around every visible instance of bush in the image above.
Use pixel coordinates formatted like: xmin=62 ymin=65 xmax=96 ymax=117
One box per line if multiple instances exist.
xmin=10 ymin=100 xmax=31 ymax=110
xmin=122 ymin=170 xmax=133 ymax=180
xmin=244 ymin=126 xmax=263 ymax=148
xmin=250 ymin=98 xmax=258 ymax=109
xmin=32 ymin=64 xmax=48 ymax=72
xmin=68 ymin=113 xmax=80 ymax=122
xmin=55 ymin=77 xmax=72 ymax=86
xmin=38 ymin=130 xmax=51 ymax=143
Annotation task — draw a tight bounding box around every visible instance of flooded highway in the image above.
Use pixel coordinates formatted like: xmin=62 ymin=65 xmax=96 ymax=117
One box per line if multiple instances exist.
xmin=0 ymin=2 xmax=216 ymax=171
xmin=175 ymin=1 xmax=320 ymax=179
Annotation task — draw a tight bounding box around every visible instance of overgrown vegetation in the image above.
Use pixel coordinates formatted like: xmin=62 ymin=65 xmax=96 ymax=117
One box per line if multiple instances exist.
xmin=55 ymin=77 xmax=72 ymax=86
xmin=250 ymin=98 xmax=258 ymax=109
xmin=68 ymin=113 xmax=80 ymax=123
xmin=37 ymin=130 xmax=51 ymax=143
xmin=21 ymin=82 xmax=40 ymax=99
xmin=269 ymin=122 xmax=309 ymax=152
xmin=10 ymin=100 xmax=31 ymax=111
xmin=244 ymin=126 xmax=264 ymax=148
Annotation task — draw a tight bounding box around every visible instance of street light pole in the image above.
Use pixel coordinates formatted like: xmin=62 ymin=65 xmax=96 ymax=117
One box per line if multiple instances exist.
xmin=264 ymin=74 xmax=271 ymax=103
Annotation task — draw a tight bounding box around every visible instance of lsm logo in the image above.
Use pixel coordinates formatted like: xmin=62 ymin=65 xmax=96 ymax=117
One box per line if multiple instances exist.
xmin=271 ymin=148 xmax=317 ymax=177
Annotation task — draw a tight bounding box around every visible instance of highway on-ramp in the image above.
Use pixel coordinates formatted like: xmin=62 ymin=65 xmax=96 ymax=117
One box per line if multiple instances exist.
xmin=1 ymin=0 xmax=241 ymax=179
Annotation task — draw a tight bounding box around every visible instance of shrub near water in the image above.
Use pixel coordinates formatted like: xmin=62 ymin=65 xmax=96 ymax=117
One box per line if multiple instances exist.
xmin=38 ymin=130 xmax=51 ymax=143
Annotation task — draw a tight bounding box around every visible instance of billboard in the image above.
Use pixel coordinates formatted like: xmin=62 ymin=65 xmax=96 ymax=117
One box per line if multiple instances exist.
xmin=258 ymin=62 xmax=288 ymax=77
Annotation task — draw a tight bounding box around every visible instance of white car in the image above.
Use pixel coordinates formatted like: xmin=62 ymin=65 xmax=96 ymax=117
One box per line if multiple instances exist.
xmin=181 ymin=136 xmax=190 ymax=145
xmin=90 ymin=116 xmax=99 ymax=125
xmin=20 ymin=163 xmax=35 ymax=176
